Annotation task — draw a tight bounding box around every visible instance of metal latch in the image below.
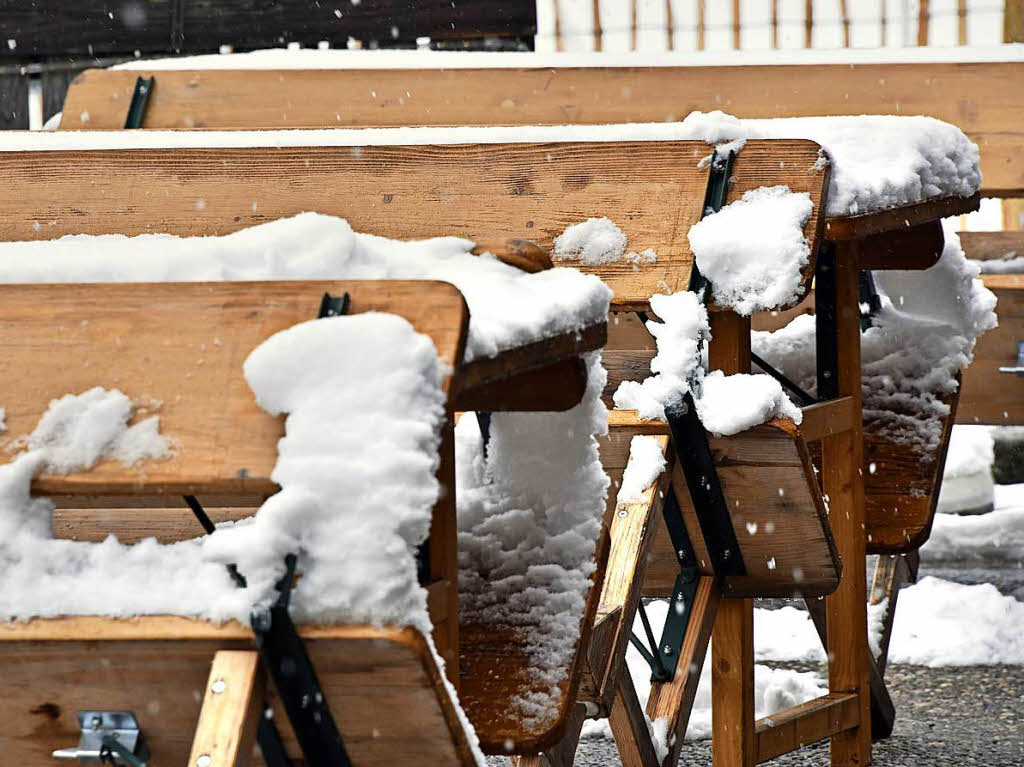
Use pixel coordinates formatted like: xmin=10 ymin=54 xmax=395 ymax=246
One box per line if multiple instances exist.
xmin=998 ymin=341 xmax=1024 ymax=376
xmin=52 ymin=711 xmax=148 ymax=766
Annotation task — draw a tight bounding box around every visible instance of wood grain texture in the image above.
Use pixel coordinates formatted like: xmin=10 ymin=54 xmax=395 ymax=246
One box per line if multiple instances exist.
xmin=61 ymin=63 xmax=1024 ymax=196
xmin=824 ymin=194 xmax=979 ymax=240
xmin=0 ymin=623 xmax=478 ymax=766
xmin=712 ymin=597 xmax=756 ymax=767
xmin=609 ymin=669 xmax=660 ymax=767
xmin=0 ymin=140 xmax=826 ymax=311
xmin=959 ymin=230 xmax=1024 ymax=261
xmin=187 ymin=650 xmax=263 ymax=767
xmin=0 ymin=280 xmax=466 ymax=500
xmin=754 ymin=693 xmax=859 ymax=764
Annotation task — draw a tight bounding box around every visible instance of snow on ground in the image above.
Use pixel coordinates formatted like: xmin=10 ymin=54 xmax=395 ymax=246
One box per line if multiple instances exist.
xmin=689 ymin=185 xmax=813 ymax=315
xmin=924 ymin=483 xmax=1024 ymax=564
xmin=455 ymin=354 xmax=609 ymax=728
xmin=0 ymin=213 xmax=610 ymax=363
xmin=937 ymin=425 xmax=995 ymax=514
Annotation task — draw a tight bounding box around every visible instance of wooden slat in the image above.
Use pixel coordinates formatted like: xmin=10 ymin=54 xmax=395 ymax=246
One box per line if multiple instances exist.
xmin=0 ymin=622 xmax=478 ymax=766
xmin=825 ymin=195 xmax=980 ymax=241
xmin=854 ymin=219 xmax=945 ymax=270
xmin=609 ymin=669 xmax=660 ymax=767
xmin=754 ymin=693 xmax=859 ymax=763
xmin=795 ymin=396 xmax=857 ymax=442
xmin=0 ymin=140 xmax=825 ymax=312
xmin=188 ymin=650 xmax=264 ymax=767
xmin=0 ymin=280 xmax=465 ymax=500
xmin=959 ymin=230 xmax=1024 ymax=260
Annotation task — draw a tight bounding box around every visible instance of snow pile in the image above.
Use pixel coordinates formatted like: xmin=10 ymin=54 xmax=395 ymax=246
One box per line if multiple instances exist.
xmin=613 ymin=292 xmax=709 ymax=420
xmin=689 ymin=186 xmax=813 ymax=315
xmin=937 ymin=425 xmax=995 ymax=514
xmin=888 ymin=577 xmax=1024 ymax=666
xmin=456 ymin=354 xmax=609 ymax=728
xmin=554 ymin=217 xmax=627 ymax=265
xmin=678 ymin=110 xmax=981 ymax=217
xmin=923 ymin=484 xmax=1024 ymax=563
xmin=696 ymin=371 xmax=802 ymax=437
xmin=616 ymin=435 xmax=667 ymax=504
xmin=0 ymin=313 xmax=449 ymax=630
xmin=754 ymin=225 xmax=997 ymax=453
xmin=0 ymin=213 xmax=611 ymax=363
xmin=15 ymin=387 xmax=170 ymax=473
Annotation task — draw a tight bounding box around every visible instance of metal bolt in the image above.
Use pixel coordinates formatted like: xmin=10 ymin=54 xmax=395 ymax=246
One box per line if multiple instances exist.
xmin=617 ymin=509 xmax=628 ymax=518
xmin=91 ymin=715 xmax=102 ymax=730
xmin=211 ymin=679 xmax=227 ymax=694
xmin=663 ymin=645 xmax=673 ymax=655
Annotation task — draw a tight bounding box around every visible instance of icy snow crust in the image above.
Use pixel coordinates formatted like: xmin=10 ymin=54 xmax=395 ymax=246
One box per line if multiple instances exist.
xmin=0 ymin=314 xmax=448 ymax=629
xmin=456 ymin=354 xmax=610 ymax=727
xmin=753 ymin=225 xmax=997 ymax=451
xmin=689 ymin=186 xmax=813 ymax=315
xmin=0 ymin=213 xmax=611 ymax=363
xmin=2 ymin=110 xmax=979 ymax=217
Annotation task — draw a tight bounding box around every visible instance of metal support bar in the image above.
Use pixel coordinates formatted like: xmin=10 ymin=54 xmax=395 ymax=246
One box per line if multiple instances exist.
xmin=815 ymin=241 xmax=840 ymax=401
xmin=123 ymin=77 xmax=153 ymax=129
xmin=630 ymin=600 xmax=671 ymax=681
xmin=858 ymin=270 xmax=882 ymax=331
xmin=689 ymin=149 xmax=737 ymax=297
xmin=751 ymin=351 xmax=817 ymax=407
xmin=257 ymin=711 xmax=291 ymax=767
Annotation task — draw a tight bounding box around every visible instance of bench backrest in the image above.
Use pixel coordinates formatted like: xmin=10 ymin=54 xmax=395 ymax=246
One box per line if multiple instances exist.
xmin=61 ymin=62 xmax=1024 ymax=197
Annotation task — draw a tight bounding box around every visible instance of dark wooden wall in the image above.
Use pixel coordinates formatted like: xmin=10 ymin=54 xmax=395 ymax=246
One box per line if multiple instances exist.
xmin=0 ymin=0 xmax=536 ymax=128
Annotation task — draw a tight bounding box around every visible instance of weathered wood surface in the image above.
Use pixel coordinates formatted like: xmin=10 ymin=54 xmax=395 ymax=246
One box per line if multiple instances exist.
xmin=959 ymin=230 xmax=1024 ymax=261
xmin=824 ymin=194 xmax=979 ymax=240
xmin=0 ymin=0 xmax=536 ymax=57
xmin=0 ymin=140 xmax=827 ymax=311
xmin=0 ymin=280 xmax=465 ymax=500
xmin=60 ymin=63 xmax=1024 ymax=196
xmin=187 ymin=650 xmax=263 ymax=767
xmin=0 ymin=621 xmax=478 ymax=766
xmin=754 ymin=692 xmax=859 ymax=764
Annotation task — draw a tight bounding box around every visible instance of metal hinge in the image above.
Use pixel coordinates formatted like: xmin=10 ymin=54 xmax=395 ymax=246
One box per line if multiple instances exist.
xmin=52 ymin=711 xmax=148 ymax=766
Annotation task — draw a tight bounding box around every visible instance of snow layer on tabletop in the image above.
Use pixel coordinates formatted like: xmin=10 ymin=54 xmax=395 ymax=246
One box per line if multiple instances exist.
xmin=936 ymin=424 xmax=995 ymax=514
xmin=455 ymin=353 xmax=609 ymax=728
xmin=753 ymin=224 xmax=997 ymax=453
xmin=0 ymin=213 xmax=610 ymax=363
xmin=689 ymin=186 xmax=813 ymax=315
xmin=580 ymin=600 xmax=827 ymax=744
xmin=616 ymin=435 xmax=667 ymax=505
xmin=0 ymin=313 xmax=447 ymax=634
xmin=613 ymin=292 xmax=709 ymax=420
xmin=678 ymin=110 xmax=980 ymax=217
xmin=923 ymin=483 xmax=1024 ymax=563
xmin=696 ymin=371 xmax=802 ymax=437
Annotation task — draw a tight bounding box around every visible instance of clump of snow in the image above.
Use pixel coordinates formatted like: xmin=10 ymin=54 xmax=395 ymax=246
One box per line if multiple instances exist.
xmin=937 ymin=425 xmax=995 ymax=514
xmin=973 ymin=255 xmax=1024 ymax=273
xmin=17 ymin=387 xmax=170 ymax=473
xmin=695 ymin=371 xmax=802 ymax=437
xmin=0 ymin=213 xmax=611 ymax=363
xmin=689 ymin=186 xmax=812 ymax=315
xmin=553 ymin=217 xmax=628 ymax=265
xmin=923 ymin=483 xmax=1024 ymax=563
xmin=456 ymin=353 xmax=609 ymax=727
xmin=616 ymin=435 xmax=667 ymax=505
xmin=754 ymin=224 xmax=997 ymax=454
xmin=679 ymin=111 xmax=981 ymax=216
xmin=0 ymin=313 xmax=448 ymax=632
xmin=888 ymin=577 xmax=1024 ymax=666
xmin=612 ymin=292 xmax=709 ymax=420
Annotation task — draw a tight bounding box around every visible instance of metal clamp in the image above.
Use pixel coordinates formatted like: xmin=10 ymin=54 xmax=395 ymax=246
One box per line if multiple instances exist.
xmin=52 ymin=711 xmax=148 ymax=766
xmin=998 ymin=341 xmax=1024 ymax=376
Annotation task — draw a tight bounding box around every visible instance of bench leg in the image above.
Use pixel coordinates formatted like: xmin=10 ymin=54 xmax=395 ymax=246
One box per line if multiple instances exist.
xmin=646 ymin=576 xmax=719 ymax=767
xmin=510 ymin=704 xmax=587 ymax=767
xmin=711 ymin=598 xmax=756 ymax=767
xmin=869 ymin=550 xmax=918 ymax=677
xmin=188 ymin=650 xmax=265 ymax=767
xmin=609 ymin=667 xmax=661 ymax=767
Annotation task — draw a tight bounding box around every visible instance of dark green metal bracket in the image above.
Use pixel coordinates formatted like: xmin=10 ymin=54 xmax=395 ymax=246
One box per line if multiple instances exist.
xmin=123 ymin=76 xmax=154 ymax=129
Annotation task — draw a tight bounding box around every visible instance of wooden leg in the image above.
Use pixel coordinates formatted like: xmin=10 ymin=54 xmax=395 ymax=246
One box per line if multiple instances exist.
xmin=188 ymin=650 xmax=264 ymax=767
xmin=511 ymin=704 xmax=586 ymax=767
xmin=430 ymin=416 xmax=460 ymax=687
xmin=610 ymin=666 xmax=661 ymax=767
xmin=646 ymin=576 xmax=720 ymax=767
xmin=711 ymin=598 xmax=755 ymax=767
xmin=824 ymin=246 xmax=871 ymax=766
xmin=869 ymin=551 xmax=918 ymax=677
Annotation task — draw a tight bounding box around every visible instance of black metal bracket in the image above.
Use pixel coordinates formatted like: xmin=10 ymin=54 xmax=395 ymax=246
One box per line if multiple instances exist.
xmin=751 ymin=351 xmax=817 ymax=407
xmin=859 ymin=269 xmax=882 ymax=331
xmin=318 ymin=291 xmax=351 ymax=318
xmin=815 ymin=241 xmax=840 ymax=401
xmin=689 ymin=149 xmax=737 ymax=297
xmin=123 ymin=77 xmax=154 ymax=129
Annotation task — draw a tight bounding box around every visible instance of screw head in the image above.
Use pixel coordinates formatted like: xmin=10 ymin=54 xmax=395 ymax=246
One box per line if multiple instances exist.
xmin=197 ymin=755 xmax=212 ymax=767
xmin=211 ymin=679 xmax=227 ymax=694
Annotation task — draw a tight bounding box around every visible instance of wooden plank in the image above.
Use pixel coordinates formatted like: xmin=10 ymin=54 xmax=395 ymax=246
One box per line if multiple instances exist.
xmin=0 ymin=0 xmax=535 ymax=56
xmin=0 ymin=280 xmax=465 ymax=500
xmin=0 ymin=140 xmax=826 ymax=311
xmin=1006 ymin=0 xmax=1024 ymax=42
xmin=869 ymin=555 xmax=913 ymax=676
xmin=825 ymin=195 xmax=980 ymax=241
xmin=644 ymin=577 xmax=719 ymax=767
xmin=754 ymin=693 xmax=859 ymax=763
xmin=959 ymin=230 xmax=1024 ymax=260
xmin=60 ymin=63 xmax=1024 ymax=196
xmin=918 ymin=0 xmax=930 ymax=45
xmin=854 ymin=219 xmax=945 ymax=270
xmin=795 ymin=397 xmax=856 ymax=442
xmin=609 ymin=669 xmax=660 ymax=767
xmin=188 ymin=650 xmax=264 ymax=767
xmin=0 ymin=71 xmax=29 ymax=130
xmin=823 ymin=242 xmax=870 ymax=765
xmin=0 ymin=622 xmax=478 ymax=766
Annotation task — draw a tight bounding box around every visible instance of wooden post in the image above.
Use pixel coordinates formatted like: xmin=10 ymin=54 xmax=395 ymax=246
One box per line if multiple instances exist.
xmin=732 ymin=0 xmax=742 ymax=49
xmin=804 ymin=0 xmax=814 ymax=48
xmin=958 ymin=0 xmax=968 ymax=44
xmin=918 ymin=0 xmax=930 ymax=45
xmin=188 ymin=651 xmax=264 ymax=767
xmin=666 ymin=0 xmax=675 ymax=50
xmin=432 ymin=418 xmax=460 ymax=688
xmin=840 ymin=0 xmax=851 ymax=47
xmin=1005 ymin=0 xmax=1024 ymax=42
xmin=592 ymin=0 xmax=603 ymax=51
xmin=698 ymin=0 xmax=706 ymax=50
xmin=708 ymin=311 xmax=755 ymax=767
xmin=631 ymin=0 xmax=639 ymax=51
xmin=771 ymin=0 xmax=779 ymax=48
xmin=823 ymin=244 xmax=871 ymax=766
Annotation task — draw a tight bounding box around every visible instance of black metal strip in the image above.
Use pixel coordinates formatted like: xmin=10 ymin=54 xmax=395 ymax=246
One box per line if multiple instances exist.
xmin=859 ymin=269 xmax=882 ymax=331
xmin=123 ymin=77 xmax=153 ymax=129
xmin=318 ymin=291 xmax=351 ymax=318
xmin=251 ymin=556 xmax=353 ymax=767
xmin=750 ymin=351 xmax=817 ymax=407
xmin=183 ymin=495 xmax=247 ymax=588
xmin=257 ymin=713 xmax=291 ymax=767
xmin=815 ymin=241 xmax=840 ymax=401
xmin=475 ymin=410 xmax=492 ymax=460
xmin=688 ymin=149 xmax=737 ymax=296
